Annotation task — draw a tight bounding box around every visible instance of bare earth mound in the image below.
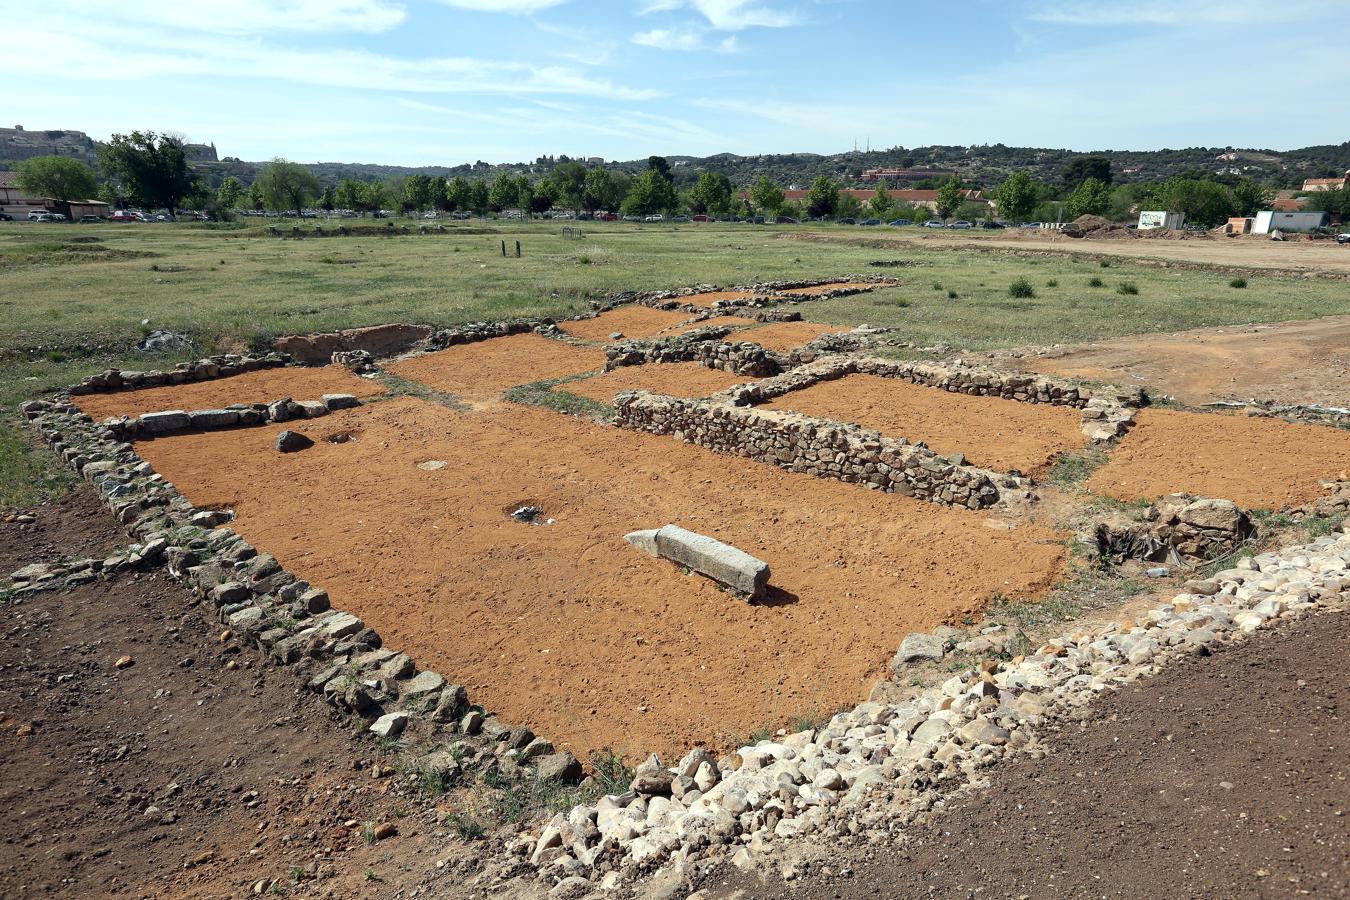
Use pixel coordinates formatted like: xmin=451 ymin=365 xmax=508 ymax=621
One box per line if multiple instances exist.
xmin=563 ymin=363 xmax=751 ymax=403
xmin=559 ymin=306 xmax=690 ymax=342
xmin=74 ymin=366 xmax=386 ymax=420
xmin=134 ymin=397 xmax=1065 ymax=760
xmin=386 ymin=333 xmax=604 ymax=403
xmin=705 ymin=610 xmax=1350 ymax=899
xmin=736 ymin=322 xmax=848 ymax=353
xmin=1088 ymin=408 xmax=1350 ymax=508
xmin=1022 ymin=314 xmax=1350 ymax=407
xmin=759 ymin=374 xmax=1086 ymax=476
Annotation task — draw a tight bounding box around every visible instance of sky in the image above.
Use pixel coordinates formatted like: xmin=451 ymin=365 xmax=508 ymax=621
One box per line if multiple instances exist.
xmin=5 ymin=0 xmax=1348 ymax=166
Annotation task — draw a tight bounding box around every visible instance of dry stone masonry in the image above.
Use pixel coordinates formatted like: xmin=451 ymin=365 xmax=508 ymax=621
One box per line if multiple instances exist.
xmin=98 ymin=393 xmax=362 ymax=441
xmin=69 ymin=352 xmax=289 ymax=396
xmin=1093 ymin=493 xmax=1256 ymax=565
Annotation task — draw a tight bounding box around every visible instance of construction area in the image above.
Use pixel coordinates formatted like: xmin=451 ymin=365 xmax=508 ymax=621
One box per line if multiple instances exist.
xmin=8 ymin=269 xmax=1350 ymax=898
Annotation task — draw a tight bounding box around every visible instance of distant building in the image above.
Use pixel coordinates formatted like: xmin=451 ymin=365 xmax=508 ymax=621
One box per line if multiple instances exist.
xmin=1302 ymin=172 xmax=1349 ymax=192
xmin=184 ymin=142 xmax=218 ymax=162
xmin=1253 ymin=210 xmax=1326 ymax=234
xmin=1272 ymin=197 xmax=1308 ymax=212
xmin=1138 ymin=211 xmax=1185 ymax=230
xmin=0 ymin=170 xmax=108 ymax=218
xmin=860 ymin=167 xmax=955 ymax=182
xmin=586 ymin=157 xmax=604 ymax=165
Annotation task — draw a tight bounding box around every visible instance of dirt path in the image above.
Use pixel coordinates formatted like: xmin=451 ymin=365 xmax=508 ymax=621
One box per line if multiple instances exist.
xmin=701 ymin=609 xmax=1350 ymax=900
xmin=0 ymin=485 xmax=454 ymax=898
xmin=1005 ymin=314 xmax=1350 ymax=407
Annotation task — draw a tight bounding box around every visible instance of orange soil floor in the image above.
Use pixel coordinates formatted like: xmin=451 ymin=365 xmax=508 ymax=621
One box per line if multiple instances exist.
xmin=779 ymin=281 xmax=877 ymax=296
xmin=563 ymin=363 xmax=752 ymax=404
xmin=558 ymin=306 xmax=691 ymax=342
xmin=74 ymin=366 xmax=386 ymax=420
xmin=655 ymin=315 xmax=757 ymax=338
xmin=759 ymin=375 xmax=1086 ymax=476
xmin=136 ymin=397 xmax=1065 ymax=760
xmin=680 ymin=290 xmax=757 ymax=308
xmin=1087 ymin=408 xmax=1350 ymax=509
xmin=385 ymin=334 xmax=605 ymax=404
xmin=736 ymin=321 xmax=849 ymax=353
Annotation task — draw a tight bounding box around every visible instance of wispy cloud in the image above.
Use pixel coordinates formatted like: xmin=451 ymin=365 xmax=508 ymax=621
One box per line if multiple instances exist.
xmin=437 ymin=0 xmax=567 ymax=13
xmin=51 ymin=0 xmax=408 ymax=34
xmin=632 ymin=27 xmax=706 ymax=50
xmin=641 ymin=0 xmax=801 ymax=30
xmin=1029 ymin=0 xmax=1340 ymax=27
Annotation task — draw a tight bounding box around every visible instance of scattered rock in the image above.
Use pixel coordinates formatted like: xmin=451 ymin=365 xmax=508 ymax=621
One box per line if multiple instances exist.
xmin=275 ymin=430 xmax=314 ymax=453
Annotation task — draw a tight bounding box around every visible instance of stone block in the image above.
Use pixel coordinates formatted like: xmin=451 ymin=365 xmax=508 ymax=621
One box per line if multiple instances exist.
xmin=188 ymin=409 xmax=240 ymax=429
xmin=140 ymin=411 xmax=190 ymax=434
xmin=322 ymin=393 xmax=360 ymax=411
xmin=650 ymin=524 xmax=769 ymax=599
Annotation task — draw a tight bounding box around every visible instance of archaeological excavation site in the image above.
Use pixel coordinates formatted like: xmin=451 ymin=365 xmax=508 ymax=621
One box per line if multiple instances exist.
xmin=13 ymin=275 xmax=1350 ymax=898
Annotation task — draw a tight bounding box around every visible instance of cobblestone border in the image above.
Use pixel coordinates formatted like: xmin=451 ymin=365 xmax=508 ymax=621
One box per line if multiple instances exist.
xmin=69 ymin=352 xmax=290 ymax=396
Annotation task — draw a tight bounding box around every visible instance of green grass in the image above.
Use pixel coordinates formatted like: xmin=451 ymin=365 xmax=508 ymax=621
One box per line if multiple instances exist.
xmin=0 ymin=419 xmax=77 ymax=511
xmin=501 ymin=377 xmax=613 ymax=418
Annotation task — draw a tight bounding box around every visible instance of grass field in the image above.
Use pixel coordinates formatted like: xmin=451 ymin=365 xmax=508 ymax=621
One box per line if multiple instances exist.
xmin=3 ymin=218 xmax=1349 ymax=507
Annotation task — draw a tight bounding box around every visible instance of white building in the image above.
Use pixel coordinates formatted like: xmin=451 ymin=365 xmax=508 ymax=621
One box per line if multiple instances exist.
xmin=1253 ymin=210 xmax=1326 ymax=234
xmin=1137 ymin=211 xmax=1185 ymax=230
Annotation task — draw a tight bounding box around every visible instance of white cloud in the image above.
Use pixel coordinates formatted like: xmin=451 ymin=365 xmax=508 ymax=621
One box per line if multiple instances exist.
xmin=636 ymin=0 xmax=799 ymax=30
xmin=1030 ymin=0 xmax=1341 ymax=27
xmin=632 ymin=26 xmax=706 ymax=50
xmin=717 ymin=34 xmax=738 ymax=52
xmin=437 ymin=0 xmax=566 ymax=12
xmin=638 ymin=0 xmax=683 ymax=12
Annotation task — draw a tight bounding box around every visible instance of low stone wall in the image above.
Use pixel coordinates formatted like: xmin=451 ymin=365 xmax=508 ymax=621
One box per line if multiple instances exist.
xmin=633 ymin=276 xmax=898 ymax=313
xmin=722 ymin=357 xmax=1140 ymax=445
xmin=17 ymin=397 xmax=583 ymax=797
xmin=613 ymin=391 xmax=1008 ymax=509
xmin=90 ymin=393 xmax=362 ymax=441
xmin=69 ymin=352 xmax=289 ymax=396
xmin=276 ymin=323 xmax=434 ymax=366
xmin=427 ymin=319 xmax=542 ymax=350
xmin=1093 ymin=494 xmax=1255 ymax=564
xmin=605 ymin=331 xmax=787 ymax=378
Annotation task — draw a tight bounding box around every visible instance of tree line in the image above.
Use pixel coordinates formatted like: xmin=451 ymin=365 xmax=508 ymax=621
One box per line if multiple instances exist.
xmin=11 ymin=138 xmax=1347 ymax=228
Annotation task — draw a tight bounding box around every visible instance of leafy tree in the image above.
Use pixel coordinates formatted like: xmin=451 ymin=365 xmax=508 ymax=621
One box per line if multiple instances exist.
xmin=934 ymin=176 xmax=965 ymax=219
xmin=488 ymin=173 xmax=517 ymax=212
xmin=318 ymin=186 xmax=336 ymax=212
xmin=216 ymin=175 xmax=244 ymax=210
xmin=892 ymin=202 xmax=931 ymax=223
xmin=255 ymin=159 xmax=320 ymax=217
xmin=467 ymin=180 xmax=489 ymax=215
xmin=333 ymin=178 xmax=365 ymax=212
xmin=647 ymin=155 xmax=672 ymax=182
xmin=1062 ymin=155 xmax=1113 ymax=188
xmin=516 ymin=177 xmax=536 ymax=216
xmin=992 ymin=171 xmax=1037 ymax=222
xmin=805 ymin=175 xmax=839 ymax=218
xmin=621 ymin=169 xmax=679 ymax=216
xmin=835 ymin=192 xmax=863 ymax=219
xmin=1148 ymin=177 xmax=1233 ymax=227
xmin=583 ymin=168 xmax=624 ymax=212
xmin=1230 ymin=177 xmax=1272 ymax=218
xmin=15 ymin=156 xmax=98 ymax=201
xmin=430 ymin=176 xmax=450 ymax=211
xmin=1064 ymin=177 xmax=1112 ymax=218
xmin=868 ymin=180 xmax=894 ymax=217
xmin=98 ymin=130 xmax=197 ymax=214
xmin=403 ymin=174 xmax=434 ymax=212
xmin=247 ymin=181 xmax=264 ymax=212
xmin=362 ymin=181 xmax=390 ymax=215
xmin=446 ymin=176 xmax=472 ymax=212
xmin=544 ymin=161 xmax=587 ymax=211
xmin=1303 ymin=185 xmax=1350 ymax=217
xmin=687 ymin=171 xmax=734 ymax=217
xmin=749 ymin=176 xmax=785 ymax=217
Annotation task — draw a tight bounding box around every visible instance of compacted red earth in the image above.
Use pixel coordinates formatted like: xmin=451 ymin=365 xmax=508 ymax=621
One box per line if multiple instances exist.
xmin=134 ymin=397 xmax=1065 ymax=760
xmin=734 ymin=322 xmax=848 ymax=353
xmin=74 ymin=366 xmax=386 ymax=420
xmin=759 ymin=374 xmax=1087 ymax=476
xmin=1088 ymin=408 xmax=1350 ymax=509
xmin=385 ymin=334 xmax=605 ymax=404
xmin=562 ymin=363 xmax=751 ymax=403
xmin=558 ymin=306 xmax=690 ymax=342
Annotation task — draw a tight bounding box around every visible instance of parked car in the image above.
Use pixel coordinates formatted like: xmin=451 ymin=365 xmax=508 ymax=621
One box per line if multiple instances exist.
xmin=0 ymin=212 xmax=12 ymax=221
xmin=921 ymin=220 xmax=947 ymax=228
xmin=980 ymin=220 xmax=1006 ymax=229
xmin=422 ymin=211 xmax=439 ymax=219
xmin=154 ymin=213 xmax=176 ymax=222
xmin=598 ymin=212 xmax=617 ymax=221
xmin=859 ymin=218 xmax=882 ymax=226
xmin=28 ymin=211 xmax=56 ymax=222
xmin=1337 ymin=233 xmax=1350 ymax=244
xmin=836 ymin=217 xmax=856 ymax=225
xmin=948 ymin=220 xmax=974 ymax=229
xmin=886 ymin=219 xmax=912 ymax=227
xmin=79 ymin=214 xmax=103 ymax=223
xmin=775 ymin=217 xmax=798 ymax=224
xmin=690 ymin=214 xmax=711 ymax=222
xmin=643 ymin=214 xmax=664 ymax=222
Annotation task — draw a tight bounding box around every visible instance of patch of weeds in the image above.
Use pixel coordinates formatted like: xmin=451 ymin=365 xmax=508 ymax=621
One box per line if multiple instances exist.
xmin=932 ymin=281 xmax=942 ymax=291
xmin=590 ymin=749 xmax=635 ymax=795
xmin=1045 ymin=279 xmax=1058 ymax=287
xmin=946 ymin=289 xmax=958 ymax=299
xmin=483 ymin=767 xmax=599 ymax=825
xmin=149 ymin=263 xmax=160 ymax=271
xmin=320 ymin=255 xmax=338 ymax=264
xmin=1089 ymin=494 xmax=1154 ymax=518
xmin=361 ymin=822 xmax=377 ymax=845
xmin=46 ymin=350 xmax=66 ymax=363
xmin=364 ymin=870 xmax=381 ymax=883
xmin=503 ymin=377 xmax=612 ymax=419
xmin=1007 ymin=277 xmax=1036 ymax=299
xmin=1099 ymin=259 xmax=1111 ymax=268
xmin=447 ymin=811 xmax=487 ymax=840
xmin=1116 ymin=281 xmax=1139 ymax=295
xmin=1305 ymin=514 xmax=1346 ymax=539
xmin=0 ymin=421 xmax=78 ymax=511
xmin=577 ymin=255 xmax=592 ymax=265
xmin=1088 ymin=276 xmax=1104 ymax=287
xmin=1047 ymin=449 xmax=1108 ymax=487
xmin=1229 ymin=276 xmax=1248 ymax=289
xmin=785 ymin=705 xmax=847 ymax=734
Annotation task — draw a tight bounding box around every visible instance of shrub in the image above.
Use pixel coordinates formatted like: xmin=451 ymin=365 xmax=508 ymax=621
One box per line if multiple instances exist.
xmin=1046 ymin=279 xmax=1058 ymax=287
xmin=931 ymin=281 xmax=942 ymax=291
xmin=946 ymin=289 xmax=958 ymax=299
xmin=1088 ymin=276 xmax=1104 ymax=287
xmin=1116 ymin=281 xmax=1139 ymax=295
xmin=577 ymin=255 xmax=591 ymax=265
xmin=1229 ymin=276 xmax=1247 ymax=288
xmin=1099 ymin=259 xmax=1111 ymax=268
xmin=1008 ymin=277 xmax=1036 ymax=298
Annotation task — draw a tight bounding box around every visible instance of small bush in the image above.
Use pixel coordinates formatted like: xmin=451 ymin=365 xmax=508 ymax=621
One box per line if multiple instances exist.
xmin=1229 ymin=276 xmax=1247 ymax=288
xmin=1045 ymin=279 xmax=1058 ymax=287
xmin=447 ymin=811 xmax=486 ymax=841
xmin=1099 ymin=259 xmax=1111 ymax=268
xmin=894 ymin=297 xmax=912 ymax=308
xmin=577 ymin=255 xmax=592 ymax=265
xmin=1007 ymin=277 xmax=1036 ymax=299
xmin=1116 ymin=281 xmax=1139 ymax=295
xmin=1088 ymin=276 xmax=1104 ymax=287
xmin=149 ymin=263 xmax=160 ymax=271
xmin=946 ymin=289 xmax=958 ymax=299
xmin=931 ymin=281 xmax=942 ymax=291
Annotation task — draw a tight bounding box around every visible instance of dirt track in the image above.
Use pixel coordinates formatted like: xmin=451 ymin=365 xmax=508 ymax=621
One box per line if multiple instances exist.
xmin=702 ymin=609 xmax=1349 ymax=899
xmin=132 ymin=396 xmax=1065 ymax=760
xmin=1016 ymin=314 xmax=1350 ymax=407
xmin=759 ymin=374 xmax=1085 ymax=476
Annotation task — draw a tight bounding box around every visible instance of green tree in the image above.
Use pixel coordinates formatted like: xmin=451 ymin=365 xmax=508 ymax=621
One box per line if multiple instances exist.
xmin=622 ymin=169 xmax=679 ymax=216
xmin=362 ymin=181 xmax=390 ymax=215
xmin=749 ymin=175 xmax=785 ymax=217
xmin=934 ymin=176 xmax=965 ymax=219
xmin=216 ymin=175 xmax=244 ymax=210
xmin=835 ymin=192 xmax=863 ymax=219
xmin=868 ymin=180 xmax=894 ymax=217
xmin=446 ymin=176 xmax=472 ymax=212
xmin=805 ymin=175 xmax=839 ymax=218
xmin=318 ymin=186 xmax=336 ymax=212
xmin=583 ymin=168 xmax=625 ymax=212
xmin=255 ymin=159 xmax=320 ymax=217
xmin=403 ymin=174 xmax=434 ymax=212
xmin=334 ymin=178 xmax=365 ymax=213
xmin=992 ymin=171 xmax=1037 ymax=222
xmin=647 ymin=155 xmax=672 ymax=181
xmin=687 ymin=171 xmax=734 ymax=217
xmin=1149 ymin=177 xmax=1233 ymax=227
xmin=545 ymin=161 xmax=587 ymax=211
xmin=247 ymin=181 xmax=264 ymax=212
xmin=488 ymin=173 xmax=517 ymax=212
xmin=430 ymin=176 xmax=450 ymax=211
xmin=1303 ymin=185 xmax=1350 ymax=217
xmin=98 ymin=131 xmax=197 ymax=214
xmin=1062 ymin=155 xmax=1113 ymax=189
xmin=468 ymin=180 xmax=489 ymax=215
xmin=1230 ymin=177 xmax=1272 ymax=217
xmin=1064 ymin=177 xmax=1113 ymax=218
xmin=14 ymin=155 xmax=98 ymax=201
xmin=516 ymin=177 xmax=536 ymax=217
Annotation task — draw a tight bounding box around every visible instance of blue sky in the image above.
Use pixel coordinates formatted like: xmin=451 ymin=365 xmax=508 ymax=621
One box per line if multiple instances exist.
xmin=6 ymin=0 xmax=1347 ymax=165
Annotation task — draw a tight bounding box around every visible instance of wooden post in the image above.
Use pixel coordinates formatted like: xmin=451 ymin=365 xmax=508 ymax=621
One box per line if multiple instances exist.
xmin=501 ymin=240 xmax=506 ymax=257
xmin=515 ymin=240 xmax=521 ymax=258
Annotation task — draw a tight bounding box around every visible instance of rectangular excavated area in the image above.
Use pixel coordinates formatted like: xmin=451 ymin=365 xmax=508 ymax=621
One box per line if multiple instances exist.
xmin=758 ymin=374 xmax=1087 ymax=476
xmin=562 ymin=363 xmax=751 ymax=404
xmin=133 ymin=396 xmax=1065 ymax=760
xmin=385 ymin=333 xmax=605 ymax=404
xmin=558 ymin=306 xmax=692 ymax=342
